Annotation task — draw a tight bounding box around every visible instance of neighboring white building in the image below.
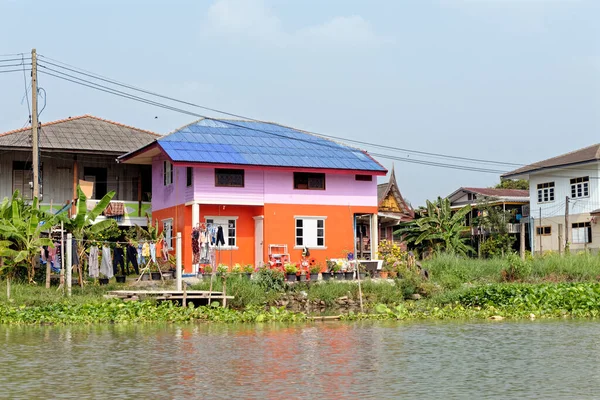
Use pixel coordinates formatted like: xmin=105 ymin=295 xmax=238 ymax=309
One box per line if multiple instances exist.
xmin=503 ymin=144 xmax=600 ymax=253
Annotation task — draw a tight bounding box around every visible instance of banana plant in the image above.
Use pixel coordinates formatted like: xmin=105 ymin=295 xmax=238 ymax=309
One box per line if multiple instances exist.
xmin=0 ymin=195 xmax=55 ymax=284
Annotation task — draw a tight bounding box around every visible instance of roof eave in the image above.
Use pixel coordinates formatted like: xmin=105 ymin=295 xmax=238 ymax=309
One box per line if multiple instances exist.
xmin=502 ymin=159 xmax=599 ymax=179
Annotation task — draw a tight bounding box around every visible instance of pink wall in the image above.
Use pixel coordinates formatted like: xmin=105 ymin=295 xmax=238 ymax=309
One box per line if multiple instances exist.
xmin=152 ymin=157 xmax=189 ymax=212
xmin=264 ymin=170 xmax=377 ymax=206
xmin=153 ymin=161 xmax=378 ymax=211
xmin=193 ymin=168 xmax=264 ymax=205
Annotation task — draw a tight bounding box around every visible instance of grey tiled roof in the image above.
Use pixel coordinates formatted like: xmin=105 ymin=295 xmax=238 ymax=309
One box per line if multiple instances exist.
xmin=0 ymin=115 xmax=160 ymax=154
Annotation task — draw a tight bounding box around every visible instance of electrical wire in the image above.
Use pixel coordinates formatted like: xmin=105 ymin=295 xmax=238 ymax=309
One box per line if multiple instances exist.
xmin=21 ymin=55 xmax=31 ymax=120
xmin=0 ymin=69 xmax=25 ymax=74
xmin=37 ymin=66 xmax=513 ymax=175
xmin=38 ymin=55 xmax=523 ymax=168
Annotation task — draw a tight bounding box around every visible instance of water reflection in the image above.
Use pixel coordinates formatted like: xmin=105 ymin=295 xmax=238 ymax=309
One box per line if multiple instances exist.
xmin=1 ymin=321 xmax=600 ymax=399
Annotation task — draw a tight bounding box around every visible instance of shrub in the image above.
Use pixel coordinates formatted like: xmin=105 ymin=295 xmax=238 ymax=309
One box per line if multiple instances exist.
xmin=501 ymin=253 xmax=532 ymax=282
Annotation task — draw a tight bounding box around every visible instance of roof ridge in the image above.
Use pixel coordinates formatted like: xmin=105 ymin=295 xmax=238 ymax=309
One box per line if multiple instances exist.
xmin=527 ymin=143 xmax=600 ymax=168
xmin=0 ymin=114 xmax=160 ymax=138
xmin=0 ymin=115 xmax=89 ymax=138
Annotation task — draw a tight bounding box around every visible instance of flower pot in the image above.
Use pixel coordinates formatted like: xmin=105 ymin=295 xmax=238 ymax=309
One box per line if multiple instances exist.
xmin=286 ymin=273 xmax=297 ymax=282
xmin=151 ymin=272 xmax=162 ymax=280
xmin=321 ymin=272 xmax=332 ymax=281
xmin=162 ymin=271 xmax=173 ymax=280
xmin=334 ymin=272 xmax=344 ymax=281
xmin=141 ymin=273 xmax=151 ymax=281
xmin=115 ymin=275 xmax=126 ymax=284
xmin=309 ymin=273 xmax=319 ymax=281
xmin=379 ymin=271 xmax=389 ymax=279
xmin=244 ymin=273 xmax=252 ymax=280
xmin=358 ymin=272 xmax=367 ymax=280
xmin=99 ymin=278 xmax=109 ymax=285
xmin=344 ymin=272 xmax=354 ymax=280
xmin=298 ymin=274 xmax=307 ymax=282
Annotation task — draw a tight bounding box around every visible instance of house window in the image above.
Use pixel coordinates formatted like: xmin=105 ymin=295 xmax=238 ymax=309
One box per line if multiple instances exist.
xmin=206 ymin=217 xmax=237 ymax=247
xmin=537 ymin=182 xmax=555 ymax=203
xmin=215 ymin=169 xmax=244 ymax=187
xmin=572 ymin=222 xmax=592 ymax=244
xmin=293 ymin=172 xmax=325 ymax=190
xmin=186 ymin=167 xmax=193 ymax=187
xmin=355 ymin=174 xmax=373 ymax=182
xmin=295 ymin=217 xmax=326 ymax=248
xmin=536 ymin=226 xmax=551 ymax=236
xmin=162 ymin=219 xmax=173 ymax=249
xmin=12 ymin=161 xmax=33 ymax=199
xmin=163 ymin=161 xmax=173 ymax=186
xmin=570 ymin=177 xmax=589 ymax=199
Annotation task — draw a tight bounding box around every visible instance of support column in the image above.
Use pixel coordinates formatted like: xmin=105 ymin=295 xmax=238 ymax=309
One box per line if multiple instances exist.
xmin=371 ymin=213 xmax=379 ymax=260
xmin=71 ymin=156 xmax=78 ymax=217
xmin=176 ymin=232 xmax=182 ymax=291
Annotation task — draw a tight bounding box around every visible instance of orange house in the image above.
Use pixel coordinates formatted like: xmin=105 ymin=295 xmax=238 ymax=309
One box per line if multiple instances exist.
xmin=119 ymin=119 xmax=386 ymax=273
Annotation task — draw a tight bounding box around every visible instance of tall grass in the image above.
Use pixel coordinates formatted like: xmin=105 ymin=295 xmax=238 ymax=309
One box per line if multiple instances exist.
xmin=424 ymin=251 xmax=600 ymax=290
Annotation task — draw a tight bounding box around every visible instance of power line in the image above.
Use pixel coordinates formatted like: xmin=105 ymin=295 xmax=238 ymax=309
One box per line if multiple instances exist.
xmin=38 ymin=66 xmax=510 ymax=175
xmin=21 ymin=54 xmax=31 ymax=119
xmin=38 ymin=54 xmax=523 ymax=168
xmin=0 ymin=62 xmax=28 ymax=68
xmin=0 ymin=69 xmax=25 ymax=74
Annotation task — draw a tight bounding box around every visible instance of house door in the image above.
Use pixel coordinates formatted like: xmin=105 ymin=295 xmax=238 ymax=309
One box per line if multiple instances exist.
xmin=254 ymin=216 xmax=264 ymax=268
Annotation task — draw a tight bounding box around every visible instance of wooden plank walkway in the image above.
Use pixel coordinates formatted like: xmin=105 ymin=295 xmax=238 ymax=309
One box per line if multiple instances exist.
xmin=107 ymin=290 xmax=234 ymax=306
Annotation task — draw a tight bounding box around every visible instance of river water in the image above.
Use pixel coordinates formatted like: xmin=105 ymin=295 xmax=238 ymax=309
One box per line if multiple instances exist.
xmin=0 ymin=320 xmax=598 ymax=399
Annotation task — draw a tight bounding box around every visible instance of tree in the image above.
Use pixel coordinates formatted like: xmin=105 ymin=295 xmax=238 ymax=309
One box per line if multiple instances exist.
xmin=0 ymin=193 xmax=55 ymax=285
xmin=495 ymin=179 xmax=529 ymax=190
xmin=396 ymin=197 xmax=474 ymax=257
xmin=61 ymin=186 xmax=117 ymax=287
xmin=475 ymin=199 xmax=516 ymax=258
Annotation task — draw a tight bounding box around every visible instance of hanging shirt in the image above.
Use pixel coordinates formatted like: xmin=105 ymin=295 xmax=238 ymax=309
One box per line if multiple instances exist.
xmin=100 ymin=246 xmax=113 ymax=279
xmin=149 ymin=242 xmax=157 ymax=263
xmin=142 ymin=242 xmax=150 ymax=257
xmin=88 ymin=246 xmax=100 ymax=278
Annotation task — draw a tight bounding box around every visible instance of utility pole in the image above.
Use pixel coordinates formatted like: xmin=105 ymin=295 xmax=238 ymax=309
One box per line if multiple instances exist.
xmin=539 ymin=207 xmax=542 ymax=255
xmin=565 ymin=196 xmax=570 ymax=253
xmin=31 ymin=48 xmax=40 ymax=205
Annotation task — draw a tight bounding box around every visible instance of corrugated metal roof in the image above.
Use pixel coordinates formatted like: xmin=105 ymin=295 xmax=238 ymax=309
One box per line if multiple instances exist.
xmin=157 ymin=118 xmax=386 ymax=172
xmin=0 ymin=115 xmax=160 ymax=154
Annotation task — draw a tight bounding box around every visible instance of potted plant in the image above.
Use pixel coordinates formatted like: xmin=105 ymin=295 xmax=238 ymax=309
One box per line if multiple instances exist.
xmin=99 ymin=273 xmax=109 ymax=285
xmin=284 ymin=263 xmax=298 ymax=282
xmin=115 ymin=275 xmax=126 ymax=284
xmin=203 ymin=265 xmax=213 ymax=275
xmin=298 ymin=269 xmax=307 ymax=282
xmin=332 ymin=262 xmax=343 ymax=281
xmin=357 ymin=263 xmax=367 ymax=280
xmin=150 ymin=263 xmax=162 ymax=281
xmin=217 ymin=264 xmax=229 ymax=277
xmin=243 ymin=264 xmax=254 ymax=279
xmin=309 ymin=264 xmax=321 ymax=281
xmin=380 ymin=262 xmax=392 ymax=279
xmin=344 ymin=263 xmax=355 ymax=281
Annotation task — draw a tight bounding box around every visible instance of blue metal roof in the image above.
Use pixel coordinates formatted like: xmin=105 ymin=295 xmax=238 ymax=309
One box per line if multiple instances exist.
xmin=158 ymin=119 xmax=385 ymax=172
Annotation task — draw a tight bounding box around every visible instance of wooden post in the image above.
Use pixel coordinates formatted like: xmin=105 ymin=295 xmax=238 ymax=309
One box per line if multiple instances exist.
xmin=520 ymin=220 xmax=526 ymax=260
xmin=565 ymin=196 xmax=570 ymax=254
xmin=72 ymin=156 xmax=78 ymax=217
xmin=539 ymin=208 xmax=543 ymax=255
xmin=137 ymin=171 xmax=142 ymax=217
xmin=66 ymin=233 xmax=72 ymax=297
xmin=176 ymin=232 xmax=182 ymax=291
xmin=59 ymin=220 xmax=65 ymax=291
xmin=31 ymin=48 xmax=40 ymax=204
xmin=182 ymin=283 xmax=187 ymax=308
xmin=558 ymin=224 xmax=564 ymax=255
xmin=357 ymin=261 xmax=364 ymax=314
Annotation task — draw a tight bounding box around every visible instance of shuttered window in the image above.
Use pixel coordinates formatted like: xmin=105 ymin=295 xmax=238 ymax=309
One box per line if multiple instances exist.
xmin=12 ymin=161 xmax=33 ymax=199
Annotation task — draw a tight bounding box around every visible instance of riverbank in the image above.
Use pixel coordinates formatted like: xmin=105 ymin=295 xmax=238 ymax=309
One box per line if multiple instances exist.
xmin=2 ymin=252 xmax=600 ymax=324
xmin=2 ymin=280 xmax=600 ymax=324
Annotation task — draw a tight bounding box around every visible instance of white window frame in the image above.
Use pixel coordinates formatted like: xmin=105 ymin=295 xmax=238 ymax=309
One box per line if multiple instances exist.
xmin=570 ymin=176 xmax=589 ymax=199
xmin=537 ymin=182 xmax=555 ymax=204
xmin=205 ymin=216 xmax=239 ymax=249
xmin=572 ymin=222 xmax=592 ymax=244
xmin=164 ymin=160 xmax=173 ymax=186
xmin=294 ymin=216 xmax=326 ymax=249
xmin=162 ymin=218 xmax=173 ymax=250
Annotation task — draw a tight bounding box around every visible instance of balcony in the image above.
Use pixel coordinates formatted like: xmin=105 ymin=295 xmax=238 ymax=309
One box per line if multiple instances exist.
xmin=39 ymin=200 xmax=152 ymax=227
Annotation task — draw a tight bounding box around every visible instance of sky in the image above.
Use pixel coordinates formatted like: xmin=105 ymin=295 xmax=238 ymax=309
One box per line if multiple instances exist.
xmin=0 ymin=0 xmax=598 ymax=206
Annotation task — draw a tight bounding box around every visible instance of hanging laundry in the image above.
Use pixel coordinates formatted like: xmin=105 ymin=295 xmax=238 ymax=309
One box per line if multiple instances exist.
xmin=100 ymin=246 xmax=113 ymax=279
xmin=113 ymin=246 xmax=125 ymax=276
xmin=126 ymin=244 xmax=140 ymax=275
xmin=149 ymin=242 xmax=157 ymax=264
xmin=71 ymin=238 xmax=79 ymax=266
xmin=137 ymin=243 xmax=143 ymax=266
xmin=89 ymin=246 xmax=100 ymax=278
xmin=192 ymin=228 xmax=200 ymax=264
xmin=216 ymin=226 xmax=225 ymax=246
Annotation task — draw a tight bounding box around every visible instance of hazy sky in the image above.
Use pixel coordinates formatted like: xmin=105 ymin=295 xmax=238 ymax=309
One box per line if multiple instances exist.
xmin=1 ymin=0 xmax=598 ymax=206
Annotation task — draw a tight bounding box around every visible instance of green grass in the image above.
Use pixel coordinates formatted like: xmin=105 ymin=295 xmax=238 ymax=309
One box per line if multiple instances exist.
xmin=423 ymin=252 xmax=600 ymax=290
xmin=0 ymin=280 xmax=122 ymax=307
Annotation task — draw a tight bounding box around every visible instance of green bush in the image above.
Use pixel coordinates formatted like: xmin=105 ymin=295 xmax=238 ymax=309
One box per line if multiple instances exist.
xmin=501 ymin=253 xmax=532 ymax=282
